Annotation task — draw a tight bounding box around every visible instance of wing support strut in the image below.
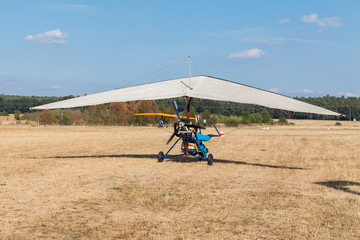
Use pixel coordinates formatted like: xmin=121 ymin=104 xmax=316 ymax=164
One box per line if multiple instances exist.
xmin=198 ymin=99 xmax=221 ymax=137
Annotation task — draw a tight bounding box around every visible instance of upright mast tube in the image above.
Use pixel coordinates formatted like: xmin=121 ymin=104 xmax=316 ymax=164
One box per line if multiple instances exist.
xmin=60 ymin=109 xmax=63 ymax=126
xmin=188 ymin=56 xmax=192 ymax=87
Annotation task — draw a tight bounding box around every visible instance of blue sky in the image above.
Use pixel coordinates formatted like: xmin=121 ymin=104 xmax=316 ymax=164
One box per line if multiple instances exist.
xmin=0 ymin=0 xmax=359 ymax=97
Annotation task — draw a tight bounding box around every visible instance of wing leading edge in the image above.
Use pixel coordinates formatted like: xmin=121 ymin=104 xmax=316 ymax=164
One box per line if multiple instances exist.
xmin=31 ymin=75 xmax=340 ymax=116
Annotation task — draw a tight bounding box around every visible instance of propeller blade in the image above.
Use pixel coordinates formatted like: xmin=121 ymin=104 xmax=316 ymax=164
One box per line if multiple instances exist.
xmin=166 ymin=132 xmax=176 ymax=145
xmin=173 ymin=101 xmax=181 ymax=122
xmin=166 ymin=127 xmax=179 ymax=145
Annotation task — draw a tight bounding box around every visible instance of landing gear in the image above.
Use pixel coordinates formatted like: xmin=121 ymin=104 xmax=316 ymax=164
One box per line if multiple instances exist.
xmin=158 ymin=151 xmax=164 ymax=162
xmin=207 ymin=154 xmax=213 ymax=165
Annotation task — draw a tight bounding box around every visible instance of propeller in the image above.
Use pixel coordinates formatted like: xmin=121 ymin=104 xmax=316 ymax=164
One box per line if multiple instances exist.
xmin=173 ymin=101 xmax=181 ymax=122
xmin=166 ymin=122 xmax=180 ymax=144
xmin=165 ymin=101 xmax=181 ymax=145
xmin=166 ymin=101 xmax=205 ymax=144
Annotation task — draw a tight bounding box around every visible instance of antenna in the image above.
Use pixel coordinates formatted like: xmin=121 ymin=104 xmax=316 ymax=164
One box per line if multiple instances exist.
xmin=188 ymin=56 xmax=192 ymax=87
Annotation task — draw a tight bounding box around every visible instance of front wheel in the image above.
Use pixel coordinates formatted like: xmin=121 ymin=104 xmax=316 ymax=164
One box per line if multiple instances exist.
xmin=207 ymin=154 xmax=213 ymax=165
xmin=158 ymin=151 xmax=164 ymax=162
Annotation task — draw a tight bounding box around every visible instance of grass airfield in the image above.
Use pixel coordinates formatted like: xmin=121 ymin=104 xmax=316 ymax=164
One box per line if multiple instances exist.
xmin=0 ymin=120 xmax=359 ymax=239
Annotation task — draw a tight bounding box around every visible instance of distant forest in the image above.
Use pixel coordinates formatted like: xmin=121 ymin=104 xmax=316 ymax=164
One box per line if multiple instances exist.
xmin=0 ymin=95 xmax=75 ymax=114
xmin=0 ymin=94 xmax=359 ymax=121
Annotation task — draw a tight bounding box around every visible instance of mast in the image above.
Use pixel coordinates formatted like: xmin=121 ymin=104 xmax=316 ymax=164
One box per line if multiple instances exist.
xmin=187 ymin=56 xmax=192 ymax=120
xmin=188 ymin=56 xmax=192 ymax=87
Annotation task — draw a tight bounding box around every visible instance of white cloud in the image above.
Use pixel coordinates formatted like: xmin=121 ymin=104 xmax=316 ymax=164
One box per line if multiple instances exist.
xmin=286 ymin=89 xmax=314 ymax=94
xmin=5 ymin=81 xmax=16 ymax=86
xmin=228 ymin=48 xmax=266 ymax=59
xmin=24 ymin=29 xmax=69 ymax=44
xmin=51 ymin=85 xmax=62 ymax=89
xmin=278 ymin=18 xmax=290 ymax=24
xmin=301 ymin=13 xmax=318 ymax=24
xmin=301 ymin=89 xmax=314 ymax=93
xmin=337 ymin=92 xmax=359 ymax=97
xmin=269 ymin=88 xmax=280 ymax=93
xmin=301 ymin=13 xmax=341 ymax=28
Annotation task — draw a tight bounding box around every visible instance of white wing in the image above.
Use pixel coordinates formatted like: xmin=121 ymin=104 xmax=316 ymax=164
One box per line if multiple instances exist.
xmin=31 ymin=75 xmax=340 ymax=116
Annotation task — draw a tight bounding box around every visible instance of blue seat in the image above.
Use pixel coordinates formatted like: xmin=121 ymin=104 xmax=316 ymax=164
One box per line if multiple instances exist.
xmin=196 ymin=133 xmax=211 ymax=142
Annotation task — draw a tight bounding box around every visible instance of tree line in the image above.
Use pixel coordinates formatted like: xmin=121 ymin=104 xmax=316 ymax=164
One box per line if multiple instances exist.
xmin=0 ymin=94 xmax=75 ymax=114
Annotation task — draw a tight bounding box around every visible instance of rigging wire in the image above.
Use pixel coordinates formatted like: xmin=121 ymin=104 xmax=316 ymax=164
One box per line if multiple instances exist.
xmin=224 ymin=127 xmax=244 ymax=135
xmin=191 ymin=57 xmax=238 ymax=80
xmin=120 ymin=57 xmax=188 ymax=88
xmin=189 ymin=58 xmax=205 ymax=76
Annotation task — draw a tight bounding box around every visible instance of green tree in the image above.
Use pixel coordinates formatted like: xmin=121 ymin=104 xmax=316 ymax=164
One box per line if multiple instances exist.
xmin=0 ymin=96 xmax=4 ymax=112
xmin=158 ymin=103 xmax=165 ymax=112
xmin=241 ymin=111 xmax=250 ymax=124
xmin=62 ymin=113 xmax=74 ymax=125
xmin=261 ymin=109 xmax=271 ymax=123
xmin=87 ymin=104 xmax=111 ymax=125
xmin=223 ymin=116 xmax=239 ymax=126
xmin=199 ymin=111 xmax=217 ymax=127
xmin=14 ymin=110 xmax=21 ymax=121
xmin=223 ymin=110 xmax=231 ymax=117
xmin=189 ymin=106 xmax=197 ymax=118
xmin=278 ymin=116 xmax=288 ymax=125
xmin=249 ymin=113 xmax=262 ymax=123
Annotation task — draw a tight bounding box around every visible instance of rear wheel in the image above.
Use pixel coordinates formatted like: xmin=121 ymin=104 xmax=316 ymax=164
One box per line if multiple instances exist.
xmin=207 ymin=154 xmax=213 ymax=165
xmin=158 ymin=151 xmax=164 ymax=162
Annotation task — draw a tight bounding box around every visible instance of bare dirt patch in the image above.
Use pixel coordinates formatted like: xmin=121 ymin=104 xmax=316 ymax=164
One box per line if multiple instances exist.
xmin=0 ymin=122 xmax=359 ymax=239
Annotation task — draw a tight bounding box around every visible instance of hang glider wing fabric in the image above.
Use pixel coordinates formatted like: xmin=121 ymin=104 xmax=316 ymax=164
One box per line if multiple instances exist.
xmin=31 ymin=75 xmax=340 ymax=116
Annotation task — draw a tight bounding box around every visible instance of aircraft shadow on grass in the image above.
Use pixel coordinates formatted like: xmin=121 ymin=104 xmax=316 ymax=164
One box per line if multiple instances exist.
xmin=314 ymin=181 xmax=360 ymax=196
xmin=49 ymin=154 xmax=306 ymax=170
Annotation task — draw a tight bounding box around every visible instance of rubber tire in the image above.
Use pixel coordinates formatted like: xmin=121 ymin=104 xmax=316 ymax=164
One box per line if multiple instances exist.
xmin=158 ymin=151 xmax=164 ymax=162
xmin=207 ymin=154 xmax=213 ymax=165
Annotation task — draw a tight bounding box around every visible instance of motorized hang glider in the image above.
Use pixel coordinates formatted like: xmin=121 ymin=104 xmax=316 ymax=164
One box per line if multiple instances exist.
xmin=31 ymin=74 xmax=340 ymax=165
xmin=31 ymin=75 xmax=340 ymax=116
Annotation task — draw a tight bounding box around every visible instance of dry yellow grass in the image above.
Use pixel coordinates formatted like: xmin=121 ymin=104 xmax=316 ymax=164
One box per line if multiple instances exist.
xmin=0 ymin=114 xmax=16 ymax=125
xmin=0 ymin=121 xmax=359 ymax=239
